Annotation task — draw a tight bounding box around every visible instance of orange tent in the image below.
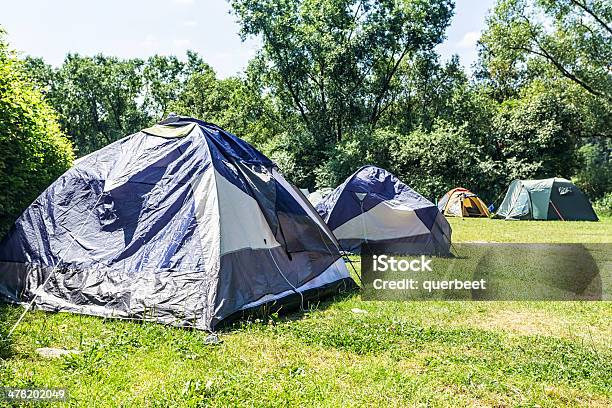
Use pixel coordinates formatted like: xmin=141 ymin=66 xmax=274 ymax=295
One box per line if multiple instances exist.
xmin=438 ymin=187 xmax=490 ymax=217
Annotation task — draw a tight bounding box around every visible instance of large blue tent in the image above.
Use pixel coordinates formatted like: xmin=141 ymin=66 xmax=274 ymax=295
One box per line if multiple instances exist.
xmin=316 ymin=166 xmax=452 ymax=255
xmin=0 ymin=116 xmax=354 ymax=330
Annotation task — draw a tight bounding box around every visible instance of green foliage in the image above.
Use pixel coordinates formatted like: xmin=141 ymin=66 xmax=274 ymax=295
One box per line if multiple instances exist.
xmin=2 ymin=0 xmax=608 ymax=213
xmin=0 ymin=30 xmax=74 ymax=236
xmin=574 ymin=141 xmax=612 ymax=200
xmin=34 ymin=54 xmax=149 ymax=156
xmin=479 ymin=0 xmax=612 ymax=102
xmin=267 ymin=128 xmax=322 ymax=188
xmin=380 ymin=54 xmax=494 ymax=138
xmin=314 ymin=128 xmax=391 ymax=188
xmin=22 ymin=53 xmax=215 ymax=156
xmin=475 ymin=0 xmax=611 ymax=201
xmin=231 ymin=0 xmax=454 ymax=148
xmin=170 ymin=68 xmax=282 ymax=148
xmin=593 ymin=192 xmax=612 ymax=216
xmin=141 ymin=51 xmax=209 ymax=121
xmin=389 ymin=123 xmax=486 ymax=201
xmin=491 ymin=82 xmax=582 ymax=179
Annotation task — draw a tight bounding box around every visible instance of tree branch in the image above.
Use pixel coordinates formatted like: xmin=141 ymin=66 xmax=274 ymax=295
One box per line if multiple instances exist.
xmin=519 ymin=14 xmax=611 ymax=101
xmin=265 ymin=34 xmax=313 ymax=133
xmin=513 ymin=44 xmax=608 ymax=100
xmin=369 ymin=45 xmax=412 ymax=125
xmin=569 ymin=0 xmax=612 ymax=36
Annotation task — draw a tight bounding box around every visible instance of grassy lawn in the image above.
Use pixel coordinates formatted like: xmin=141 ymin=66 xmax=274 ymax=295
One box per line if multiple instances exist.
xmin=447 ymin=216 xmax=612 ymax=243
xmin=0 ymin=217 xmax=610 ymax=407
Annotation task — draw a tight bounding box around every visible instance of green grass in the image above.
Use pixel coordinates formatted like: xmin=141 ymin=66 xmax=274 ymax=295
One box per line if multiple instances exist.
xmin=0 ymin=217 xmax=611 ymax=407
xmin=447 ymin=215 xmax=612 ymax=243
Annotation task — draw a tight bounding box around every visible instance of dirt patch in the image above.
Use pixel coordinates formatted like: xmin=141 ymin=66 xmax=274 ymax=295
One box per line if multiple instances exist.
xmin=468 ymin=310 xmax=609 ymax=348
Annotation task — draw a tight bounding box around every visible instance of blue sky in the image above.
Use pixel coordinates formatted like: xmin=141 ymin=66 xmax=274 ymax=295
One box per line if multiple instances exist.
xmin=1 ymin=0 xmax=496 ymax=78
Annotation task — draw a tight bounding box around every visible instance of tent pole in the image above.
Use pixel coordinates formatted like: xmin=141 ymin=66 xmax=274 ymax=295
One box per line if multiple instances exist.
xmin=342 ymin=252 xmax=363 ymax=286
xmin=359 ymin=199 xmax=368 ymax=244
xmin=490 ymin=189 xmax=507 ymax=212
xmin=550 ymin=201 xmax=565 ymax=221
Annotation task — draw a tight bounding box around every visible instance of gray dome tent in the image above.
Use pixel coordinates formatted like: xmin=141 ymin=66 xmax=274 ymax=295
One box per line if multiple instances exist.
xmin=307 ymin=188 xmax=333 ymax=207
xmin=495 ymin=178 xmax=598 ymax=221
xmin=316 ymin=166 xmax=452 ymax=255
xmin=0 ymin=117 xmax=355 ymax=331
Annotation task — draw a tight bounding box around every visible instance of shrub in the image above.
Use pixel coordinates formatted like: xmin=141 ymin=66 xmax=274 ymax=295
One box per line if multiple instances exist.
xmin=0 ymin=30 xmax=74 ymax=237
xmin=593 ymin=193 xmax=612 ymax=217
xmin=388 ymin=122 xmax=485 ymax=202
xmin=314 ymin=128 xmax=392 ymax=189
xmin=573 ymin=142 xmax=612 ymax=201
xmin=491 ymin=87 xmax=580 ymax=180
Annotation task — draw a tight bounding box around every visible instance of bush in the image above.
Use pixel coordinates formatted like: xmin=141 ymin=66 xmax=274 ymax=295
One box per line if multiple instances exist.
xmin=573 ymin=142 xmax=612 ymax=201
xmin=267 ymin=129 xmax=323 ymax=189
xmin=492 ymin=87 xmax=580 ymax=180
xmin=0 ymin=31 xmax=74 ymax=237
xmin=593 ymin=193 xmax=612 ymax=217
xmin=314 ymin=128 xmax=391 ymax=189
xmin=388 ymin=122 xmax=486 ymax=202
xmin=312 ymin=122 xmax=520 ymax=205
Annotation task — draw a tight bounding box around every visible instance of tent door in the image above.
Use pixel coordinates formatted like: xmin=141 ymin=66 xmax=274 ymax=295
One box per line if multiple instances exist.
xmin=464 ymin=197 xmax=483 ymax=216
xmin=528 ymin=188 xmax=552 ymax=220
xmin=506 ymin=186 xmax=531 ymax=219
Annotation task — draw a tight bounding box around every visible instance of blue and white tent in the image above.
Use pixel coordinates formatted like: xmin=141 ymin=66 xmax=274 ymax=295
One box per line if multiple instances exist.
xmin=0 ymin=116 xmax=354 ymax=331
xmin=316 ymin=166 xmax=452 ymax=255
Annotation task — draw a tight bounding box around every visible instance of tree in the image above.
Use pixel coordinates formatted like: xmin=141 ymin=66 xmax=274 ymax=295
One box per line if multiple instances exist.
xmin=477 ymin=0 xmax=611 ymax=202
xmin=0 ymin=30 xmax=74 ymax=236
xmin=40 ymin=54 xmax=149 ymax=155
xmin=479 ymin=0 xmax=612 ymax=102
xmin=141 ymin=52 xmax=210 ymax=121
xmin=313 ymin=127 xmax=392 ymax=188
xmin=230 ymin=0 xmax=454 ymax=152
xmin=22 ymin=53 xmax=215 ymax=156
xmin=388 ymin=122 xmax=486 ymax=201
xmin=573 ymin=140 xmax=612 ymax=200
xmin=491 ymin=81 xmax=582 ymax=180
xmin=379 ymin=53 xmax=496 ymax=145
xmin=170 ymin=65 xmax=284 ymax=149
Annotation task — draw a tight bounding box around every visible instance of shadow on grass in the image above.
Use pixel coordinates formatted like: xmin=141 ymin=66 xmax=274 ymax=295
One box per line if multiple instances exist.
xmin=217 ymin=285 xmax=360 ymax=333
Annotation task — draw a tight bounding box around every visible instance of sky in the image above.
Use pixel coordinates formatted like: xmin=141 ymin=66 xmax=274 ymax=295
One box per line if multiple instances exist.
xmin=1 ymin=0 xmax=497 ymax=78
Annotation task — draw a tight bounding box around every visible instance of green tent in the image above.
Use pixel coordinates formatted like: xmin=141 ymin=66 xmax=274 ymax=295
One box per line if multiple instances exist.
xmin=496 ymin=178 xmax=598 ymax=221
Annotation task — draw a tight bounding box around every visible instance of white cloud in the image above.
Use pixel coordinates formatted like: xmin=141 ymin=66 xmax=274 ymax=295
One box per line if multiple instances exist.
xmin=183 ymin=20 xmax=197 ymax=27
xmin=173 ymin=0 xmax=195 ymax=5
xmin=457 ymin=31 xmax=480 ymax=49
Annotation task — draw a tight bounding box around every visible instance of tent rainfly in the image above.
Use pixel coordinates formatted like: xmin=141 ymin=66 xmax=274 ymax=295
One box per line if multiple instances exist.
xmin=0 ymin=116 xmax=355 ymax=331
xmin=495 ymin=178 xmax=598 ymax=221
xmin=316 ymin=166 xmax=452 ymax=255
xmin=307 ymin=188 xmax=333 ymax=207
xmin=438 ymin=187 xmax=490 ymax=218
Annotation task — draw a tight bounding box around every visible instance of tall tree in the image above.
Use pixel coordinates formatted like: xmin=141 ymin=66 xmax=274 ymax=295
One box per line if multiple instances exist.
xmin=170 ymin=65 xmax=283 ymax=147
xmin=44 ymin=54 xmax=149 ymax=155
xmin=22 ymin=53 xmax=214 ymax=156
xmin=141 ymin=51 xmax=210 ymax=121
xmin=230 ymin=0 xmax=454 ymax=147
xmin=479 ymin=0 xmax=612 ymax=102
